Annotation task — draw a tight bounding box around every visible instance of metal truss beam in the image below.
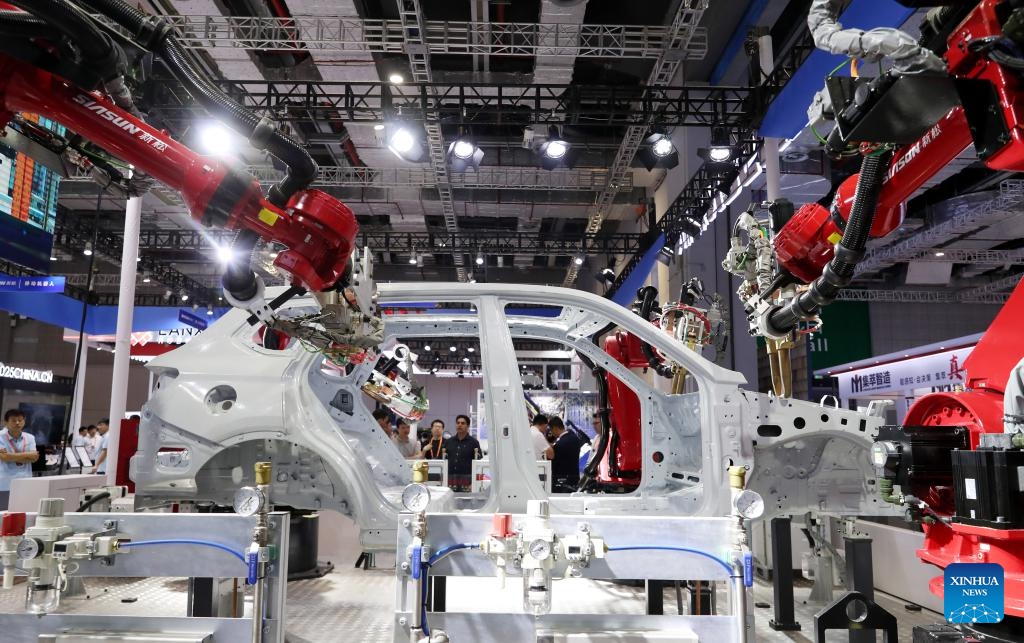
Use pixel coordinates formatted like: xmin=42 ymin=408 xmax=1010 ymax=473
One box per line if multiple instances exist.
xmin=836 ymin=288 xmax=1009 ymax=305
xmin=396 ymin=0 xmax=465 ymax=282
xmin=160 ymin=80 xmax=752 ymax=128
xmin=96 ymin=15 xmax=707 ymax=60
xmin=65 ymin=164 xmax=630 ymax=191
xmin=908 ymin=249 xmax=1024 ymax=265
xmin=53 ymin=209 xmax=218 ymax=304
xmin=956 ymin=272 xmax=1023 ymax=298
xmin=564 ymin=0 xmax=708 ymax=286
xmin=130 ymin=228 xmax=647 ymax=257
xmin=857 ymin=180 xmax=1024 ymax=275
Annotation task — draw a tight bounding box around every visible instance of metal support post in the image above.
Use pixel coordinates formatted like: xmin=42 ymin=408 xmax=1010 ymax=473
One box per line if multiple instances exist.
xmin=768 ymin=516 xmax=801 ymax=631
xmin=645 ymin=579 xmax=665 ymax=615
xmin=844 ymin=534 xmax=875 ymax=643
xmin=106 ymin=194 xmax=142 ymax=485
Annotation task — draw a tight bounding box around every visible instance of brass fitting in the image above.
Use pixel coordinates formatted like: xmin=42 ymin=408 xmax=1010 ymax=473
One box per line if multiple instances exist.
xmin=412 ymin=460 xmax=429 ymax=484
xmin=255 ymin=462 xmax=272 ymax=486
xmin=727 ymin=465 xmax=747 ymax=490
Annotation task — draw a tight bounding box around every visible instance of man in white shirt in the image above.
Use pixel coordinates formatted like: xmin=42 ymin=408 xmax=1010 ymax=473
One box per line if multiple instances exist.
xmin=90 ymin=418 xmax=110 ymax=475
xmin=71 ymin=427 xmax=88 ymax=449
xmin=530 ymin=414 xmax=553 ymax=461
xmin=84 ymin=425 xmax=99 ymax=459
xmin=391 ymin=419 xmax=421 ymax=459
xmin=0 ymin=409 xmax=38 ymax=508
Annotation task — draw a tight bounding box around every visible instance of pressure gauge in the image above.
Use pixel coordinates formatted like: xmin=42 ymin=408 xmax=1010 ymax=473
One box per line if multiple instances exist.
xmin=733 ymin=489 xmax=765 ymax=520
xmin=16 ymin=537 xmax=43 ymax=560
xmin=401 ymin=483 xmax=431 ymax=513
xmin=528 ymin=538 xmax=552 ymax=561
xmin=233 ymin=486 xmax=266 ymax=517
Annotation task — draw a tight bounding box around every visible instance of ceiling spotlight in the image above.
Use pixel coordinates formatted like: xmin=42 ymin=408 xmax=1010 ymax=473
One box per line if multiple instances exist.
xmin=449 ymin=345 xmax=457 ymax=352
xmin=181 ymin=293 xmax=189 ymax=302
xmin=475 ymin=253 xmax=484 ymax=266
xmin=935 ymin=251 xmax=946 ymax=257
xmin=198 ymin=122 xmax=234 ymax=155
xmin=164 ymin=289 xmax=173 ymax=300
xmin=423 ymin=344 xmax=431 ymax=351
xmin=598 ymin=267 xmax=616 ymax=284
xmin=409 ymin=254 xmax=418 ymax=265
xmin=707 ymin=126 xmax=734 ymax=163
xmin=373 ymin=123 xmax=385 ymax=131
xmin=136 ymin=255 xmax=142 ymax=262
xmin=141 ymin=273 xmax=151 ymax=283
xmin=573 ymin=255 xmax=585 ymax=266
xmin=638 ymin=131 xmax=680 ymax=171
xmin=83 ymin=242 xmax=93 ymax=256
xmin=386 ymin=121 xmax=428 ymax=162
xmin=388 ymin=72 xmax=405 ymax=84
xmin=216 ymin=244 xmax=234 ymax=265
xmin=447 ymin=137 xmax=484 ymax=172
xmin=206 ymin=305 xmax=214 ymax=316
xmin=50 ymin=255 xmax=57 ymax=261
xmin=538 ymin=126 xmax=572 ymax=170
xmin=468 ymin=347 xmax=475 ymax=353
xmin=463 ymin=357 xmax=470 ymax=363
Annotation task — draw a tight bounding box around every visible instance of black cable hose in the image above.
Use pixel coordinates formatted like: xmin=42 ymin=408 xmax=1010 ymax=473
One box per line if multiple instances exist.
xmin=577 ymin=322 xmax=616 ymax=491
xmin=767 ymin=150 xmax=893 ymax=335
xmin=77 ymin=491 xmax=111 ymax=512
xmin=76 ymin=0 xmax=317 ymax=206
xmin=5 ymin=0 xmax=120 ymax=78
xmin=221 ymin=229 xmax=260 ymax=302
xmin=0 ymin=11 xmax=54 ymax=39
xmin=636 ymin=286 xmax=673 ymax=378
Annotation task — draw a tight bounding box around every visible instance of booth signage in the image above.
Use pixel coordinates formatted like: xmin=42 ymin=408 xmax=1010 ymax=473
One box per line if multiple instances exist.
xmin=835 ymin=346 xmax=974 ymax=398
xmin=0 ymin=362 xmax=54 ymax=383
xmin=177 ymin=309 xmax=208 ymax=331
xmin=0 ymin=275 xmax=65 ymax=293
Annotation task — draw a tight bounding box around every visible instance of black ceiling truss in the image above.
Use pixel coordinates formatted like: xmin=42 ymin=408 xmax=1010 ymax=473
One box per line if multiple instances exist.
xmin=53 ymin=208 xmax=220 ymax=306
xmin=152 ymin=80 xmax=757 ymax=128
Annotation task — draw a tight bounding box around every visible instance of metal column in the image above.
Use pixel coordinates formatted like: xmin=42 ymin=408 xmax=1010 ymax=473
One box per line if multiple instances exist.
xmin=844 ymin=534 xmax=875 ymax=643
xmin=768 ymin=517 xmax=801 ymax=631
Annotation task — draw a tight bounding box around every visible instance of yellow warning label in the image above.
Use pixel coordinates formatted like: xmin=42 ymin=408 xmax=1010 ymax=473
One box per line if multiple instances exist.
xmin=258 ymin=208 xmax=279 ymax=226
xmin=827 ymin=232 xmax=842 ymax=245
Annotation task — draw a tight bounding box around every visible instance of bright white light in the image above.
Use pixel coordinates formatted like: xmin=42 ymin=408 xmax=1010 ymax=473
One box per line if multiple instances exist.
xmin=373 ymin=124 xmax=385 ymax=131
xmin=468 ymin=347 xmax=475 ymax=353
xmin=452 ymin=139 xmax=475 ymax=160
xmin=573 ymin=256 xmax=584 ymax=266
xmin=269 ymin=251 xmax=279 ymax=260
xmin=389 ymin=128 xmax=416 ymax=154
xmin=216 ymin=245 xmax=234 ymax=264
xmin=50 ymin=255 xmax=57 ymax=262
xmin=652 ymin=137 xmax=674 ymax=157
xmin=424 ymin=345 xmax=431 ymax=351
xmin=136 ymin=256 xmax=142 ymax=262
xmin=544 ymin=140 xmax=568 ymax=159
xmin=199 ymin=123 xmax=233 ymax=154
xmin=935 ymin=251 xmax=946 ymax=257
xmin=708 ymin=146 xmax=733 ymax=162
xmin=206 ymin=306 xmax=214 ymax=316
xmin=475 ymin=254 xmax=484 ymax=266
xmin=83 ymin=245 xmax=93 ymax=256
xmin=142 ymin=274 xmax=151 ymax=283
xmin=181 ymin=293 xmax=189 ymax=302
xmin=409 ymin=255 xmax=418 ymax=265
xmin=449 ymin=346 xmax=457 ymax=352
xmin=389 ymin=72 xmax=404 ymax=84
xmin=463 ymin=357 xmax=470 ymax=363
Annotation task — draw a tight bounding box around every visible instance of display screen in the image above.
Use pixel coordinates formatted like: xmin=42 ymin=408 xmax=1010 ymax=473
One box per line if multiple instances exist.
xmin=0 ymin=114 xmax=62 ymax=272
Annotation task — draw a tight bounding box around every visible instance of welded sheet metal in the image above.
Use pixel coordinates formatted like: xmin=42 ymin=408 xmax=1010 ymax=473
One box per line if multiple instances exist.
xmin=424 ymin=513 xmax=737 ymax=581
xmin=420 ymin=613 xmax=736 ymax=642
xmin=16 ymin=512 xmax=284 ymax=579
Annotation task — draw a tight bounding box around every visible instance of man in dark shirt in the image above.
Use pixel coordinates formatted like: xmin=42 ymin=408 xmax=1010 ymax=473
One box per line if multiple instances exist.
xmin=549 ymin=416 xmax=581 ymax=493
xmin=443 ymin=414 xmax=481 ymax=492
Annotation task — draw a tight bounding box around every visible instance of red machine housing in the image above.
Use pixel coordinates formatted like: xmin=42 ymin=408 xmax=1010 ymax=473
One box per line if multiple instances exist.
xmin=596 ymin=331 xmax=648 ymax=488
xmin=0 ymin=56 xmax=358 ymax=293
xmin=907 ymin=279 xmax=1024 ymax=618
xmin=775 ymin=0 xmax=1024 ymax=285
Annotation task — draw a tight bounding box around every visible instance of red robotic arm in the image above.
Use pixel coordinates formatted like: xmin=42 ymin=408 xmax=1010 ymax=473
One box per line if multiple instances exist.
xmin=0 ymin=56 xmax=357 ymax=296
